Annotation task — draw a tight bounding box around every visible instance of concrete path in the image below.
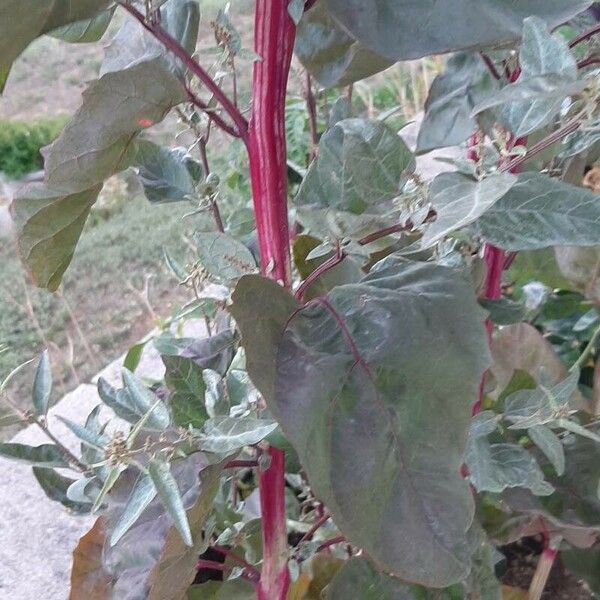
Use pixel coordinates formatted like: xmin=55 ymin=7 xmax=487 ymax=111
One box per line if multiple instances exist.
xmin=0 ymin=329 xmax=180 ymax=599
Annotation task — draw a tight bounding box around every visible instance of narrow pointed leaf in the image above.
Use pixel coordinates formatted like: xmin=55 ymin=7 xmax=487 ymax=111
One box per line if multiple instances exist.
xmin=122 ymin=369 xmax=171 ymax=429
xmin=199 ymin=416 xmax=278 ymax=453
xmin=528 ymin=426 xmax=565 ymax=476
xmin=32 ymin=467 xmax=92 ymax=513
xmin=110 ymin=473 xmax=157 ymax=547
xmin=32 ymin=349 xmax=52 ymax=416
xmin=57 ymin=415 xmax=106 ymax=451
xmin=0 ymin=442 xmax=68 ymax=467
xmin=92 ymin=466 xmax=122 ymax=513
xmin=148 ymin=458 xmax=193 ymax=547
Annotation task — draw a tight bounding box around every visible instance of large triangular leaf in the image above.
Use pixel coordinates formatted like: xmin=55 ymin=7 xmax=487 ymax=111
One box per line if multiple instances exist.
xmin=498 ymin=17 xmax=579 ymax=136
xmin=323 ymin=0 xmax=591 ymax=61
xmin=232 ymin=258 xmax=490 ymax=587
xmin=472 ymin=173 xmax=600 ymax=251
xmin=296 ymin=118 xmax=415 ymax=214
xmin=12 ymin=0 xmax=197 ymax=290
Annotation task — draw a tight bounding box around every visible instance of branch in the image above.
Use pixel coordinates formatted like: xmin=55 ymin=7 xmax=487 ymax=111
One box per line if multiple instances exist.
xmin=295 ymin=211 xmax=436 ymax=302
xmin=299 ymin=512 xmax=331 ymax=543
xmin=577 ymin=57 xmax=600 ymax=70
xmin=316 ymin=535 xmax=346 ymax=553
xmin=500 ymin=118 xmax=582 ymax=173
xmin=184 ymin=83 xmax=242 ymax=139
xmin=117 ymin=1 xmax=248 ymax=140
xmin=295 ymin=252 xmax=345 ymax=301
xmin=479 ymin=53 xmax=501 ymax=80
xmin=569 ymin=22 xmax=600 ymax=48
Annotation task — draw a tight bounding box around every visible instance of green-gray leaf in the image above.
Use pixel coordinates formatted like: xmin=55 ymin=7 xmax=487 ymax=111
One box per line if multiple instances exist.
xmin=195 ymin=232 xmax=257 ymax=285
xmin=13 ymin=0 xmax=193 ymax=290
xmin=233 ymin=258 xmax=490 ymax=587
xmin=136 ymin=141 xmax=200 ymax=203
xmin=296 ymin=118 xmax=415 ymax=214
xmin=326 ymin=558 xmax=415 ymax=599
xmin=48 ymin=7 xmax=115 ymax=43
xmin=163 ymin=356 xmax=208 ymax=428
xmin=499 ymin=16 xmax=578 ymax=137
xmin=32 ymin=349 xmax=52 ymax=416
xmin=32 ymin=467 xmax=92 ymax=513
xmin=528 ymin=425 xmax=565 ymax=476
xmin=294 ymin=3 xmax=393 ymax=88
xmin=13 ymin=183 xmax=102 ymax=291
xmin=97 ymin=377 xmax=141 ymax=424
xmin=465 ymin=436 xmax=553 ymax=497
xmin=199 ymin=416 xmax=278 ymax=454
xmin=0 ymin=443 xmax=68 ymax=467
xmin=323 ymin=0 xmax=590 ymax=61
xmin=417 ymin=53 xmax=497 ymax=154
xmin=122 ymin=369 xmax=171 ymax=429
xmin=110 ymin=473 xmax=157 ymax=547
xmin=148 ymin=458 xmax=193 ymax=547
xmin=423 ymin=172 xmax=516 ymax=247
xmin=472 ymin=173 xmax=600 ymax=250
xmin=0 ymin=0 xmax=110 ymax=70
xmin=503 ymin=370 xmax=579 ymax=429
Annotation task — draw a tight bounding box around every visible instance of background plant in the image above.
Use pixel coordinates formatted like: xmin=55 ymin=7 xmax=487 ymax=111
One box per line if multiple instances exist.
xmin=0 ymin=1 xmax=599 ymax=599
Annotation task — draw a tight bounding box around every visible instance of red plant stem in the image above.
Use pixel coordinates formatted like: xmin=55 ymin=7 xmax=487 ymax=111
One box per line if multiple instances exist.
xmin=248 ymin=0 xmax=296 ymax=286
xmin=117 ymin=1 xmax=248 ymax=140
xmin=257 ymin=447 xmax=290 ymax=600
xmin=295 ymin=252 xmax=344 ymax=301
xmin=249 ymin=3 xmax=297 ymax=599
xmin=224 ymin=459 xmax=259 ymax=469
xmin=317 ymin=535 xmax=346 ymax=553
xmin=568 ymin=22 xmax=600 ymax=48
xmin=296 ymin=211 xmax=437 ymax=301
xmin=212 ymin=545 xmax=261 ymax=581
xmin=184 ymin=84 xmax=241 ymax=139
xmin=577 ymin=57 xmax=600 ymax=69
xmin=500 ymin=118 xmax=581 ymax=173
xmin=479 ymin=53 xmax=501 ymax=80
xmin=299 ymin=512 xmax=331 ymax=543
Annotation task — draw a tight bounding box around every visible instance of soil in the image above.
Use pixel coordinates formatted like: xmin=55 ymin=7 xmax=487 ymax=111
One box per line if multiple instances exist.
xmin=500 ymin=537 xmax=595 ymax=599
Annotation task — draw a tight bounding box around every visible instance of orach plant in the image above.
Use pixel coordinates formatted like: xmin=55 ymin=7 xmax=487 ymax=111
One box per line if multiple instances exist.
xmin=1 ymin=1 xmax=600 ymax=599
